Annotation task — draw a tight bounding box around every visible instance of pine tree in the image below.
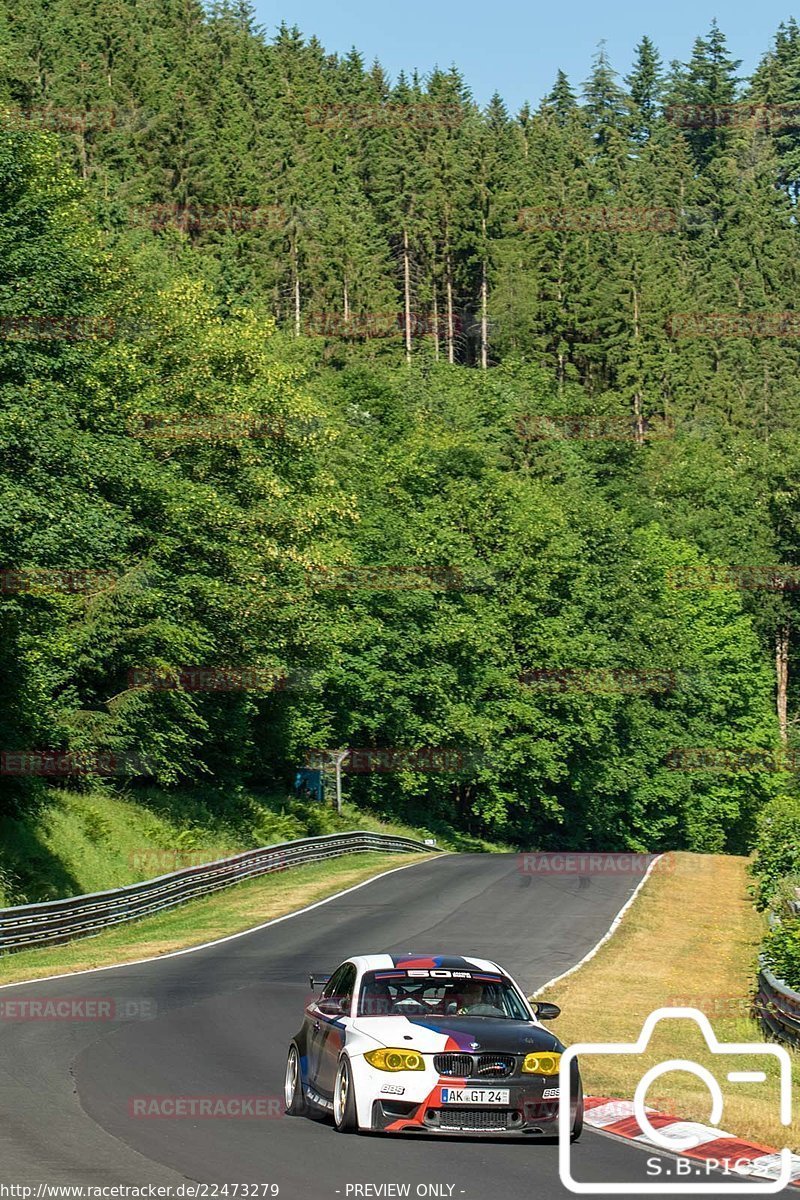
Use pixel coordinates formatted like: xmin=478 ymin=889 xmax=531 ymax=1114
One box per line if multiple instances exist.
xmin=671 ymin=21 xmax=742 ymax=166
xmin=625 ymin=36 xmax=663 ymax=142
xmin=459 ymin=94 xmax=518 ymax=367
xmin=749 ymin=19 xmax=800 ymax=199
xmin=542 ymin=70 xmax=577 ymax=127
xmin=583 ymin=43 xmax=628 ymax=151
xmin=361 ymin=73 xmax=435 ymax=363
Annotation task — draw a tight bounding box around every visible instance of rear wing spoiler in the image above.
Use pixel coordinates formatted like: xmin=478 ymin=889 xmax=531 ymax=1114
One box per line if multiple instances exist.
xmin=309 ymin=974 xmax=330 ymax=989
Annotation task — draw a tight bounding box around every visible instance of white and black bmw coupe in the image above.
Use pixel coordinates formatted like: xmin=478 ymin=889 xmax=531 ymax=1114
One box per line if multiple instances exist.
xmin=284 ymin=952 xmax=583 ymax=1138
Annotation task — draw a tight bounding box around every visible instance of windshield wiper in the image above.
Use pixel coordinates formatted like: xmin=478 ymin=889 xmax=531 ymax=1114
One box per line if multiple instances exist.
xmin=449 ymin=1013 xmax=513 ymax=1019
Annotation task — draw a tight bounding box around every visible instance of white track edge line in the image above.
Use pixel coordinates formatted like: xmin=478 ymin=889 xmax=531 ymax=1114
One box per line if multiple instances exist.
xmin=529 ymin=854 xmax=663 ymax=998
xmin=0 ymin=853 xmax=446 ymax=991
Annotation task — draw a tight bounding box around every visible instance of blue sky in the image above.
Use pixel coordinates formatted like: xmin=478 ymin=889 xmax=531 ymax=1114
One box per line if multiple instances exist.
xmin=255 ymin=0 xmax=797 ymax=113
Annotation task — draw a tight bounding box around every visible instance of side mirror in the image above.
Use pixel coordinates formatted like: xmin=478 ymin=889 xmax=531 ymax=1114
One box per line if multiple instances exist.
xmin=534 ymin=1001 xmax=561 ymax=1021
xmin=316 ymin=997 xmax=345 ymax=1017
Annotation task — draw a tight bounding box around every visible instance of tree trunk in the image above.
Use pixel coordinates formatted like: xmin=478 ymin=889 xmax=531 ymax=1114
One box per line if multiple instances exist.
xmin=77 ymin=132 xmax=88 ymax=181
xmin=291 ymin=228 xmax=301 ymax=338
xmin=480 ymin=264 xmax=488 ymax=369
xmin=632 ymin=285 xmax=644 ymax=445
xmin=479 ymin=211 xmax=491 ymax=367
xmin=776 ymin=622 xmax=790 ymax=745
xmin=446 ymin=250 xmax=455 ymax=364
xmin=480 ymin=214 xmax=488 ymax=369
xmin=432 ymin=278 xmax=440 ymax=361
xmin=402 ymin=226 xmax=412 ymax=365
xmin=556 ymin=260 xmax=565 ymax=392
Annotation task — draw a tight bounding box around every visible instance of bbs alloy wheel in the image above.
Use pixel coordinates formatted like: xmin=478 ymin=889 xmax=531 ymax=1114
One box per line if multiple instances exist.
xmin=333 ymin=1057 xmax=358 ymax=1132
xmin=284 ymin=1044 xmax=307 ymax=1116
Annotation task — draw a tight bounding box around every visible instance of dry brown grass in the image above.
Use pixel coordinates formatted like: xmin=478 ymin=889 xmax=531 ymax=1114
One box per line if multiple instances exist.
xmin=536 ymin=852 xmax=800 ymax=1151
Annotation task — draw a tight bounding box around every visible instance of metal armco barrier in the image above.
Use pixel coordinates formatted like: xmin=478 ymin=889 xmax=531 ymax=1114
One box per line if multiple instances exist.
xmin=0 ymin=831 xmax=436 ymax=954
xmin=756 ymin=966 xmax=800 ymax=1048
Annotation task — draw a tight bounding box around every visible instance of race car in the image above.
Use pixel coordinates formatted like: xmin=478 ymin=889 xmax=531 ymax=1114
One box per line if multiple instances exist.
xmin=283 ymin=952 xmax=583 ymax=1137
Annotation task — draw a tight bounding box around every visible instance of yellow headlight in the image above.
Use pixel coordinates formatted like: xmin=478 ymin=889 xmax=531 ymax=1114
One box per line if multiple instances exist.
xmin=364 ymin=1048 xmax=424 ymax=1072
xmin=521 ymin=1051 xmax=561 ymax=1075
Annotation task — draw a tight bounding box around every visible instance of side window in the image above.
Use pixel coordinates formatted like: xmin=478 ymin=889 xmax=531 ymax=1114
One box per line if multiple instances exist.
xmin=336 ymin=964 xmax=357 ymax=1013
xmin=321 ymin=964 xmax=348 ymax=1000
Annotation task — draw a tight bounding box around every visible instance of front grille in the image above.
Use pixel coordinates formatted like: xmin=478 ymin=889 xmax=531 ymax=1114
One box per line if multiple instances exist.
xmin=476 ymin=1054 xmax=515 ymax=1078
xmin=438 ymin=1108 xmax=516 ymax=1131
xmin=434 ymin=1053 xmax=474 ymax=1076
xmin=434 ymin=1052 xmax=517 ymax=1078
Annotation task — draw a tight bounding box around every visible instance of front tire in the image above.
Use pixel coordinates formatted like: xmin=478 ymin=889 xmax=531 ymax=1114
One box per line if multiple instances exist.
xmin=571 ymin=1092 xmax=584 ymax=1143
xmin=333 ymin=1056 xmax=358 ymax=1133
xmin=284 ymin=1043 xmax=307 ymax=1116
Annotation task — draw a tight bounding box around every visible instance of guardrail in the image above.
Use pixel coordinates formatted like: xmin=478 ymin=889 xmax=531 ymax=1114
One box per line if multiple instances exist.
xmin=0 ymin=831 xmax=436 ymax=954
xmin=756 ymin=966 xmax=800 ymax=1049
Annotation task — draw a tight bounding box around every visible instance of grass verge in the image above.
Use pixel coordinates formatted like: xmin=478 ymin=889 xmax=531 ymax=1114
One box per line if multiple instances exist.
xmin=536 ymin=852 xmax=800 ymax=1151
xmin=0 ymin=784 xmax=499 ymax=906
xmin=0 ymin=850 xmax=436 ymax=985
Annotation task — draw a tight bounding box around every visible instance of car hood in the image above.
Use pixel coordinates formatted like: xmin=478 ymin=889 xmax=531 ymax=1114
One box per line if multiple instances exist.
xmin=350 ymin=1014 xmax=563 ymax=1054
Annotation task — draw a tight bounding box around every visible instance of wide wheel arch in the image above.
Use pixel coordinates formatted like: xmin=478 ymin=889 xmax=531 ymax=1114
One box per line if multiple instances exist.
xmin=333 ymin=1054 xmax=361 ymax=1133
xmin=284 ymin=1042 xmax=308 ymax=1117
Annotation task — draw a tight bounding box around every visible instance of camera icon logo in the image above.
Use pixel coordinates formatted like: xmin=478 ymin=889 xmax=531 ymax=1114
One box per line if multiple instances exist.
xmin=558 ymin=1007 xmax=793 ymax=1194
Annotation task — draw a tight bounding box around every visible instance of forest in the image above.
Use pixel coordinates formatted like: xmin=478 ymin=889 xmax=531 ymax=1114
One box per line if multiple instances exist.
xmin=1 ymin=0 xmax=800 ymax=856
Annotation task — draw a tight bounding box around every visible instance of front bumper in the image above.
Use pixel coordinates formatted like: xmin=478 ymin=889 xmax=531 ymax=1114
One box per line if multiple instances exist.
xmin=371 ymin=1080 xmax=580 ymax=1136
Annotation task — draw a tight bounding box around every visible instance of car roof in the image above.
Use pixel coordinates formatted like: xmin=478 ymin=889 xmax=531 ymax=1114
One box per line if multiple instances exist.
xmin=347 ymin=953 xmax=504 ymax=974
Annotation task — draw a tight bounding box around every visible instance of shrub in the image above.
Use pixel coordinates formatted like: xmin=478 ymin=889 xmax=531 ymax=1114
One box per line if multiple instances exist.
xmin=82 ymin=807 xmax=112 ymax=844
xmin=761 ymin=920 xmax=800 ymax=991
xmin=749 ymin=794 xmax=800 ymax=911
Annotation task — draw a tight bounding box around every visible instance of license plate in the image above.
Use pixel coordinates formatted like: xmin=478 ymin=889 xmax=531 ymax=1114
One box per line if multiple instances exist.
xmin=440 ymin=1087 xmax=510 ymax=1105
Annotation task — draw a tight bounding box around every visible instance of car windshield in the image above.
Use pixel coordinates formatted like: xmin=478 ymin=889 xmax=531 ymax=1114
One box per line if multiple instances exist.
xmin=356 ymin=969 xmax=531 ymax=1019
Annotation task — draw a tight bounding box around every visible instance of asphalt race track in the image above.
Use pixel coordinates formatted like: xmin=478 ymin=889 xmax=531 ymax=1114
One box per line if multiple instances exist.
xmin=0 ymin=854 xmax=788 ymax=1197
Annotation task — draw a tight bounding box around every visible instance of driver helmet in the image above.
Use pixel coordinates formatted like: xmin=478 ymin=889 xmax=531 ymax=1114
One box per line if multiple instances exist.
xmin=456 ymin=982 xmax=486 ymax=1012
xmin=362 ymin=979 xmax=394 ymax=1016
